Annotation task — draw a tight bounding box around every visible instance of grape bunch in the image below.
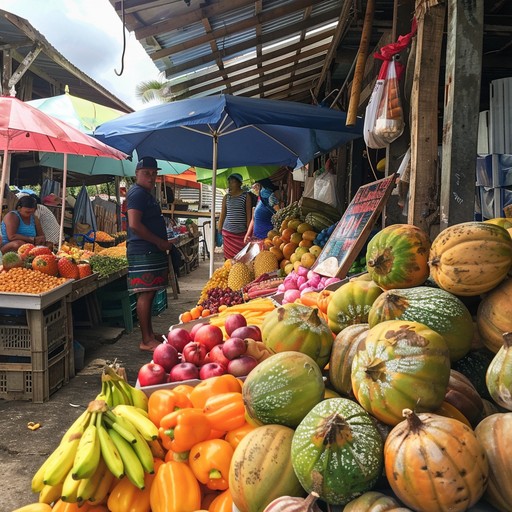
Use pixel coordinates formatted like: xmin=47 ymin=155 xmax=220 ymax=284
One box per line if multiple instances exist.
xmin=198 ymin=287 xmax=244 ymax=314
xmin=198 ymin=265 xmax=230 ymax=303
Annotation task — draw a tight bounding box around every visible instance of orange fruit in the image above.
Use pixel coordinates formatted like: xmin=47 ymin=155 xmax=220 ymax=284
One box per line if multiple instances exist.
xmin=299 ymin=239 xmax=313 ymax=248
xmin=281 ymin=220 xmax=289 ymax=231
xmin=218 ymin=305 xmax=228 ymax=312
xmin=281 ymin=228 xmax=295 ymax=242
xmin=280 ymin=258 xmax=290 ymax=270
xmin=309 ymin=245 xmax=322 ymax=257
xmin=300 ymin=252 xmax=316 ymax=269
xmin=283 ymin=242 xmax=298 ymax=260
xmin=269 ymin=247 xmax=284 ymax=261
xmin=190 ymin=307 xmax=201 ymax=319
xmin=284 ymin=263 xmax=294 ymax=275
xmin=181 ymin=311 xmax=193 ymax=323
xmin=290 ymin=232 xmax=303 ymax=245
xmin=263 ymin=238 xmax=273 ymax=249
xmin=287 ymin=219 xmax=302 ymax=230
xmin=297 ymin=223 xmax=314 ymax=234
xmin=201 ymin=309 xmax=211 ymax=317
xmin=268 ymin=230 xmax=279 ymax=239
xmin=302 ymin=230 xmax=317 ymax=241
xmin=272 ymin=235 xmax=283 ymax=247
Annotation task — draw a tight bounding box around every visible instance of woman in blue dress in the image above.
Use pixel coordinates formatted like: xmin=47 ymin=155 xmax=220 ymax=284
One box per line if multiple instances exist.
xmin=244 ymin=178 xmax=280 ymax=243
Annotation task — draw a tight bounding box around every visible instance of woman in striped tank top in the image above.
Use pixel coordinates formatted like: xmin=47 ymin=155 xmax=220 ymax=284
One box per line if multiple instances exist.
xmin=217 ymin=173 xmax=252 ymax=259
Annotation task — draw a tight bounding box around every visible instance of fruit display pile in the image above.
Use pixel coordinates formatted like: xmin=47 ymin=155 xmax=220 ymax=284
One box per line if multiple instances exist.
xmin=14 ymin=219 xmax=512 ymax=512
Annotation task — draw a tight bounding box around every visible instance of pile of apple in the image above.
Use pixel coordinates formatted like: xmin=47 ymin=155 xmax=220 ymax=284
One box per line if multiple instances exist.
xmin=137 ymin=314 xmax=262 ymax=387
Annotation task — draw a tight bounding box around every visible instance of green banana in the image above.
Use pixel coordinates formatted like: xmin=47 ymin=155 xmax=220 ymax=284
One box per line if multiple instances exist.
xmin=60 ymin=468 xmax=80 ymax=503
xmin=108 ymin=428 xmax=146 ymax=490
xmin=113 ymin=405 xmax=158 ymax=441
xmin=38 ymin=482 xmax=63 ymax=504
xmin=112 ymin=412 xmax=154 ymax=474
xmin=71 ymin=413 xmax=101 ymax=480
xmin=96 ymin=414 xmax=125 ymax=479
xmin=103 ymin=410 xmax=137 ymax=444
xmin=76 ymin=457 xmax=106 ymax=502
xmin=111 ymin=379 xmax=133 ymax=405
xmin=118 ymin=379 xmax=148 ymax=410
xmin=103 ymin=380 xmax=114 ymax=408
xmin=43 ymin=415 xmax=89 ymax=486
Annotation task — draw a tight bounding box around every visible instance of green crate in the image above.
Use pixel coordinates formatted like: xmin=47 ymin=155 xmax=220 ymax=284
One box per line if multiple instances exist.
xmin=152 ymin=290 xmax=168 ymax=316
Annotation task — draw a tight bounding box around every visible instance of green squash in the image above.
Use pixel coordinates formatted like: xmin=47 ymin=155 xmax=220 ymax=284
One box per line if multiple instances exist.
xmin=368 ymin=286 xmax=474 ymax=361
xmin=291 ymin=398 xmax=383 ymax=505
xmin=486 ymin=332 xmax=512 ymax=411
xmin=351 ymin=320 xmax=451 ymax=426
xmin=242 ymin=351 xmax=324 ymax=428
xmin=326 ymin=279 xmax=383 ymax=334
xmin=261 ymin=303 xmax=334 ymax=368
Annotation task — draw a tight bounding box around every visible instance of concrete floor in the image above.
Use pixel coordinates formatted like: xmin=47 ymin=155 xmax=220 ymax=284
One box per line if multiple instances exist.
xmin=0 ymin=253 xmax=221 ymax=511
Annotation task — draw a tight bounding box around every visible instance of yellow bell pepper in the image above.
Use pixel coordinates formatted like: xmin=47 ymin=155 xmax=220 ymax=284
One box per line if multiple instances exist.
xmin=188 ymin=439 xmax=233 ymax=491
xmin=203 ymin=392 xmax=246 ymax=432
xmin=150 ymin=461 xmax=201 ymax=512
xmin=108 ymin=458 xmax=163 ymax=512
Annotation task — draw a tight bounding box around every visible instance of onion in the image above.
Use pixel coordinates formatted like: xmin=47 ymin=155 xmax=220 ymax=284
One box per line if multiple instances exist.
xmin=296 ymin=265 xmax=308 ymax=277
xmin=307 ymin=269 xmax=319 ymax=281
xmin=284 ymin=279 xmax=298 ymax=291
xmin=324 ymin=277 xmax=341 ymax=286
xmin=307 ymin=275 xmax=321 ymax=288
xmin=277 ymin=284 xmax=286 ymax=293
xmin=300 ymin=287 xmax=316 ymax=296
xmin=283 ymin=289 xmax=300 ymax=303
xmin=296 ymin=275 xmax=306 ymax=287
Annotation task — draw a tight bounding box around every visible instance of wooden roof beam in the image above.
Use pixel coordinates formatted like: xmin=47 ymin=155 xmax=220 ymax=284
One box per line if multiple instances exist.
xmin=8 ymin=43 xmax=42 ymax=89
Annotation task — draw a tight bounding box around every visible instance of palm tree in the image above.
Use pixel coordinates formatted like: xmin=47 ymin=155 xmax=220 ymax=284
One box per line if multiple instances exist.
xmin=135 ymin=76 xmax=174 ymax=104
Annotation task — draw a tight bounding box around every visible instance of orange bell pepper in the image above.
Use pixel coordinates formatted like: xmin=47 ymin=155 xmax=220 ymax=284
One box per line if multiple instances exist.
xmin=189 ymin=374 xmax=242 ymax=408
xmin=107 ymin=458 xmax=163 ymax=512
xmin=224 ymin=422 xmax=255 ymax=450
xmin=159 ymin=408 xmax=211 ymax=453
xmin=170 ymin=383 xmax=195 ymax=399
xmin=209 ymin=489 xmax=234 ymax=512
xmin=164 ymin=448 xmax=190 ymax=463
xmin=149 ymin=461 xmax=201 ymax=512
xmin=317 ymin=289 xmax=333 ymax=314
xmin=298 ymin=291 xmax=320 ymax=307
xmin=148 ymin=388 xmax=193 ymax=427
xmin=203 ymin=392 xmax=246 ymax=432
xmin=188 ymin=439 xmax=233 ymax=491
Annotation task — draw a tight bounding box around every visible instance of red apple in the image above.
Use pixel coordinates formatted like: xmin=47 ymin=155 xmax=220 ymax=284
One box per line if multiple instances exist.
xmin=194 ymin=324 xmax=224 ymax=352
xmin=230 ymin=325 xmax=262 ymax=342
xmin=153 ymin=343 xmax=180 ymax=372
xmin=137 ymin=362 xmax=167 ymax=387
xmin=182 ymin=341 xmax=208 ymax=366
xmin=227 ymin=355 xmax=259 ymax=377
xmin=222 ymin=337 xmax=248 ymax=360
xmin=224 ymin=313 xmax=247 ymax=337
xmin=190 ymin=322 xmax=206 ymax=340
xmin=199 ymin=362 xmax=227 ymax=380
xmin=167 ymin=328 xmax=191 ymax=353
xmin=168 ymin=362 xmax=199 ymax=382
xmin=206 ymin=344 xmax=230 ymax=368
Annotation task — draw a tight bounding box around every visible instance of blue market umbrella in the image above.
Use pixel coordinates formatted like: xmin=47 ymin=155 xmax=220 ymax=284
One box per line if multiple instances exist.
xmin=94 ymin=94 xmax=363 ymax=275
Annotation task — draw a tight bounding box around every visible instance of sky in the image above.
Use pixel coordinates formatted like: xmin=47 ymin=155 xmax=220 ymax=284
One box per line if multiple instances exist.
xmin=1 ymin=0 xmax=162 ymax=110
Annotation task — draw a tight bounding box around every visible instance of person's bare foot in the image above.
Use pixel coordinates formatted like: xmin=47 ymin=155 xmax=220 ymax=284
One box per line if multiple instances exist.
xmin=139 ymin=340 xmax=161 ymax=352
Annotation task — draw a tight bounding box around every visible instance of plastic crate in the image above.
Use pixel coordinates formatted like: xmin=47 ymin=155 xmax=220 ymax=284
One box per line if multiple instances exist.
xmin=0 ymin=346 xmax=70 ymax=402
xmin=151 ymin=289 xmax=168 ymax=316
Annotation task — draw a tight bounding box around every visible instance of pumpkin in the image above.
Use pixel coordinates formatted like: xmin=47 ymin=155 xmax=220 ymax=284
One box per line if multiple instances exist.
xmin=291 ymin=398 xmax=383 ymax=505
xmin=263 ymin=492 xmax=322 ymax=512
xmin=452 ymin=349 xmax=494 ymax=400
xmin=343 ymin=491 xmax=413 ymax=511
xmin=351 ymin=320 xmax=451 ymax=425
xmin=365 ymin=224 xmax=431 ymax=290
xmin=328 ymin=323 xmax=368 ymax=396
xmin=428 ymin=221 xmax=512 ymax=296
xmin=261 ymin=303 xmax=333 ymax=368
xmin=444 ymin=370 xmax=484 ymax=427
xmin=475 ymin=412 xmax=512 ymax=511
xmin=433 ymin=401 xmax=472 ymax=428
xmin=326 ymin=279 xmax=383 ymax=334
xmin=368 ymin=286 xmax=474 ymax=361
xmin=384 ymin=409 xmax=489 ymax=512
xmin=229 ymin=425 xmax=305 ymax=512
xmin=242 ymin=351 xmax=324 ymax=428
xmin=486 ymin=332 xmax=512 ymax=410
xmin=477 ymin=278 xmax=512 ymax=353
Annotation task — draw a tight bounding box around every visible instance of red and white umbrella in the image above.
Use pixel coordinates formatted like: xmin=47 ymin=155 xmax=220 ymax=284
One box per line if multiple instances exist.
xmin=0 ymin=95 xmax=127 ymax=246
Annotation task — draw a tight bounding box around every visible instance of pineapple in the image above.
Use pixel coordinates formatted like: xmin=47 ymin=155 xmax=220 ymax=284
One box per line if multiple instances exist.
xmin=253 ymin=251 xmax=279 ymax=278
xmin=227 ymin=262 xmax=254 ymax=291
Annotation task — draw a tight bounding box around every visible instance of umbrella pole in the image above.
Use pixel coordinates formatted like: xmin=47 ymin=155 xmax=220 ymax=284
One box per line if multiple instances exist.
xmin=0 ymin=144 xmax=9 ymax=220
xmin=58 ymin=154 xmax=68 ymax=250
xmin=209 ymin=136 xmax=218 ymax=278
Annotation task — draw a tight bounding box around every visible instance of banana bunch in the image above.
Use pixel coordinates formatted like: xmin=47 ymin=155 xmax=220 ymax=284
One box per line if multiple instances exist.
xmin=31 ymin=397 xmax=160 ymax=505
xmin=100 ymin=365 xmax=149 ymax=410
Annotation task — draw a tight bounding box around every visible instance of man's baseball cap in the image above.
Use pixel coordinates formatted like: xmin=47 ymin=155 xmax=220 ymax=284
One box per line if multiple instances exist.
xmin=136 ymin=156 xmax=161 ymax=171
xmin=227 ymin=172 xmax=243 ymax=183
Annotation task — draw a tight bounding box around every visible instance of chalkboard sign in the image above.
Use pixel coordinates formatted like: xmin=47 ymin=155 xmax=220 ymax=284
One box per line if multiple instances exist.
xmin=312 ymin=174 xmax=398 ymax=277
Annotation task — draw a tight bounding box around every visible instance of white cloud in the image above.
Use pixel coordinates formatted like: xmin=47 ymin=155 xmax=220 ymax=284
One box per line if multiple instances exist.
xmin=1 ymin=0 xmax=161 ymax=109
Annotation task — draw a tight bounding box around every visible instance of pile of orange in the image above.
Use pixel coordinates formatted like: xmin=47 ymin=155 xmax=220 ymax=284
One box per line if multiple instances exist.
xmin=180 ymin=304 xmax=229 ymax=323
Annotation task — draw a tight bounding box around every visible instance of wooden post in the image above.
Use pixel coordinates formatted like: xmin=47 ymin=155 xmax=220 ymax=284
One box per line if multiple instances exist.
xmin=407 ymin=0 xmax=446 ymax=235
xmin=346 ymin=0 xmax=375 ymax=126
xmin=440 ymin=0 xmax=484 ymax=229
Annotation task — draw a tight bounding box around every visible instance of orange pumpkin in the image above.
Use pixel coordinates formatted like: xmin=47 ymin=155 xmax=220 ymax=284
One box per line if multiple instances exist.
xmin=384 ymin=409 xmax=489 ymax=512
xmin=343 ymin=491 xmax=412 ymax=511
xmin=429 ymin=221 xmax=512 ymax=296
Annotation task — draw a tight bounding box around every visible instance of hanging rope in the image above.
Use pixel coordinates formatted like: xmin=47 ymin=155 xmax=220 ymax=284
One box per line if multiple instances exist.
xmin=115 ymin=0 xmax=126 ymax=76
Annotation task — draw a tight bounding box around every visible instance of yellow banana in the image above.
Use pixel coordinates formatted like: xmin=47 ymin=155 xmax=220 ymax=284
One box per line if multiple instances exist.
xmin=71 ymin=415 xmax=101 ymax=480
xmin=76 ymin=457 xmax=106 ymax=502
xmin=103 ymin=380 xmax=114 ymax=408
xmin=104 ymin=410 xmax=137 ymax=444
xmin=119 ymin=379 xmax=148 ymax=410
xmin=108 ymin=428 xmax=145 ymax=490
xmin=60 ymin=468 xmax=80 ymax=503
xmin=38 ymin=482 xmax=63 ymax=504
xmin=112 ymin=379 xmax=133 ymax=405
xmin=113 ymin=405 xmax=158 ymax=441
xmin=87 ymin=465 xmax=115 ymax=505
xmin=96 ymin=415 xmax=125 ymax=479
xmin=112 ymin=412 xmax=154 ymax=474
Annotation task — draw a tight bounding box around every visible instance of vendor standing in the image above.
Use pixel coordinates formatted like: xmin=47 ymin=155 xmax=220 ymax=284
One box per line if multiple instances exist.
xmin=1 ymin=195 xmax=46 ymax=254
xmin=244 ymin=178 xmax=280 ymax=243
xmin=217 ymin=173 xmax=252 ymax=259
xmin=126 ymin=157 xmax=174 ymax=352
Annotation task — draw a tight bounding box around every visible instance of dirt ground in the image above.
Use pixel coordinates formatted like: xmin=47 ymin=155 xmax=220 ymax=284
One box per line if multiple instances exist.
xmin=0 ymin=254 xmax=221 ymax=511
